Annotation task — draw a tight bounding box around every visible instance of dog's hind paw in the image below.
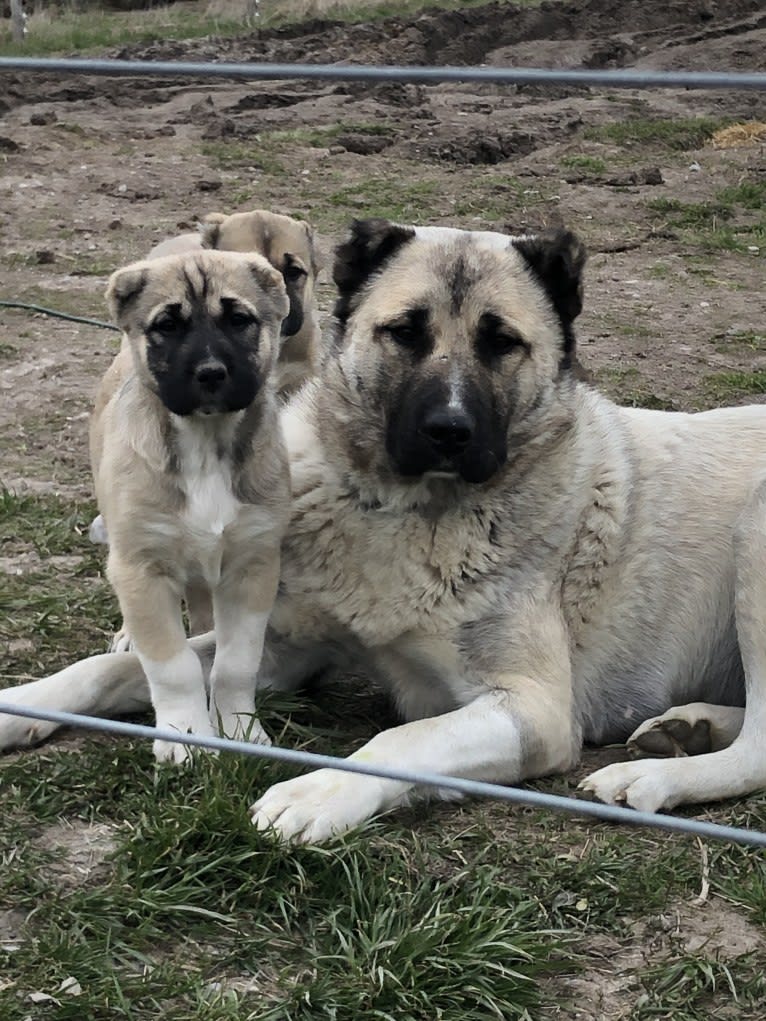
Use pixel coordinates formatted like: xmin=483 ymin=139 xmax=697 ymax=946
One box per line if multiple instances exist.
xmin=109 ymin=629 xmax=134 ymax=654
xmin=627 ymin=703 xmax=744 ymax=758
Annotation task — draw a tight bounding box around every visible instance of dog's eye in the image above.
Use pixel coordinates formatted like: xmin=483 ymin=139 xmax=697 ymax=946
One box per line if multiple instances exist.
xmin=283 ymin=263 xmax=306 ymax=283
xmin=385 ymin=323 xmax=421 ymax=348
xmin=151 ymin=313 xmax=184 ymax=336
xmin=477 ymin=314 xmax=529 ymax=361
xmin=227 ymin=309 xmax=257 ymax=329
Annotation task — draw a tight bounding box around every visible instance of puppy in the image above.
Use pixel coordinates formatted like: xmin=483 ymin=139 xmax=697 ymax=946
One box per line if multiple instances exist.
xmin=150 ymin=209 xmax=322 ymax=398
xmin=91 ymin=249 xmax=290 ymax=763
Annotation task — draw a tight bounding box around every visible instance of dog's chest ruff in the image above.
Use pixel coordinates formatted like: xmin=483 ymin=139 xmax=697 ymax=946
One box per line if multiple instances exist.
xmin=174 ymin=419 xmax=242 ymax=583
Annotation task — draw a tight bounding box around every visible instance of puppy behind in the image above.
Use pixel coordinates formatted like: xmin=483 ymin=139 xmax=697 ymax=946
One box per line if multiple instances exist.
xmin=150 ymin=209 xmax=322 ymax=398
xmin=92 ymin=250 xmax=290 ymax=762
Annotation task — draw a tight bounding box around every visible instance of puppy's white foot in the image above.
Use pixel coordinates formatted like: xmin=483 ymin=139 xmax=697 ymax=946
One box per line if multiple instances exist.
xmin=109 ymin=628 xmax=134 ymax=654
xmin=251 ymin=769 xmax=388 ymax=843
xmin=88 ymin=513 xmax=109 ymax=545
xmin=579 ymin=759 xmax=680 ymax=813
xmin=211 ymin=704 xmax=271 ymax=746
xmin=0 ymin=711 xmax=58 ymax=751
xmin=153 ymin=712 xmax=216 ymax=765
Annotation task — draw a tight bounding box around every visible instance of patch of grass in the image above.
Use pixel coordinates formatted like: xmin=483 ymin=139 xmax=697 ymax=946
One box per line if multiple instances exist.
xmin=560 ymin=154 xmax=606 ymax=173
xmin=713 ymin=330 xmax=766 ymax=354
xmin=0 ymin=342 xmax=18 ymax=358
xmin=265 ymin=122 xmax=395 ymax=147
xmin=717 ymin=180 xmax=766 ymax=211
xmin=635 ymin=952 xmax=766 ymax=1020
xmin=201 ymin=141 xmax=287 ymax=176
xmin=585 ymin=116 xmax=731 ymax=151
xmin=648 ymin=194 xmax=765 ymax=255
xmin=327 ymin=175 xmax=444 ymax=222
xmin=704 ymin=370 xmax=766 ymax=402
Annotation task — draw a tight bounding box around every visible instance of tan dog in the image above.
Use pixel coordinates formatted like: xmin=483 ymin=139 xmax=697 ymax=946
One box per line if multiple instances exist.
xmin=150 ymin=210 xmax=322 ymax=399
xmin=91 ymin=250 xmax=290 ymax=763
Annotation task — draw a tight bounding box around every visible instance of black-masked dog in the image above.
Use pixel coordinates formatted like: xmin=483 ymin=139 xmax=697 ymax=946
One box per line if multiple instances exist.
xmin=88 ymin=250 xmax=290 ymax=763
xmin=4 ymin=221 xmax=766 ymax=837
xmin=150 ymin=209 xmax=322 ymax=399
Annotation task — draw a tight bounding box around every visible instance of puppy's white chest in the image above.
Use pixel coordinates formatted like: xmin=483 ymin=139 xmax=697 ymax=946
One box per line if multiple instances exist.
xmin=175 ymin=420 xmax=241 ymax=583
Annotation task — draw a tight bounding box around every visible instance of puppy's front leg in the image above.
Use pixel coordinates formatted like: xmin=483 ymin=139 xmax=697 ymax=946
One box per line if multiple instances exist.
xmin=208 ymin=553 xmax=280 ymax=744
xmin=110 ymin=555 xmax=213 ymax=763
xmin=252 ymin=610 xmax=578 ymax=842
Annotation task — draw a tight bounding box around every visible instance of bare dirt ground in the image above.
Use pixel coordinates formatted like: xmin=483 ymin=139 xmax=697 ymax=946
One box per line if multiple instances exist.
xmin=0 ymin=0 xmax=765 ymax=1016
xmin=1 ymin=0 xmax=765 ymax=497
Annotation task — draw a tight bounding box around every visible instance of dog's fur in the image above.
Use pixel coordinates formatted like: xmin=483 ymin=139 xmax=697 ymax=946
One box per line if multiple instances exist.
xmin=90 ymin=250 xmax=290 ymax=762
xmin=150 ymin=209 xmax=322 ymax=398
xmin=3 ymin=220 xmax=766 ymax=837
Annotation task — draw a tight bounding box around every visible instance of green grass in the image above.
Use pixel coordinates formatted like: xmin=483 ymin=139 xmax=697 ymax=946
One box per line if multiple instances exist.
xmin=560 ymin=154 xmax=607 ymax=173
xmin=704 ymin=370 xmax=766 ymax=403
xmin=585 ymin=116 xmax=731 ymax=151
xmin=647 ymin=185 xmax=766 ymax=255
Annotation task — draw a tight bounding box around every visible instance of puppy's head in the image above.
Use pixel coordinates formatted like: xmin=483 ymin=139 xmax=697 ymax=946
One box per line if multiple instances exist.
xmin=200 ymin=209 xmax=319 ymax=339
xmin=324 ymin=218 xmax=586 ymax=487
xmin=106 ymin=250 xmax=288 ymax=417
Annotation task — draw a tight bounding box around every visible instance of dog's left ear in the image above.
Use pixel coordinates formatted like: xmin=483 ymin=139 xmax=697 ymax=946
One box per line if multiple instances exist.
xmin=199 ymin=212 xmax=227 ymax=249
xmin=333 ymin=218 xmax=416 ymax=326
xmin=512 ymin=229 xmax=587 ymax=325
xmin=106 ymin=263 xmax=149 ymax=332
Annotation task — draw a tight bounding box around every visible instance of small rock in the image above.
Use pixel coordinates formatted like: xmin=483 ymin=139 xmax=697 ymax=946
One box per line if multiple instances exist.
xmin=155 ymin=124 xmax=176 ymax=137
xmin=35 ymin=250 xmax=55 ymax=265
xmin=0 ymin=136 xmax=20 ymax=153
xmin=328 ymin=144 xmax=347 ymax=156
xmin=641 ymin=166 xmax=664 ymax=185
xmin=196 ymin=177 xmax=222 ymax=192
xmin=108 ymin=219 xmax=122 ymax=230
xmin=30 ymin=110 xmax=57 ymax=126
xmin=689 ymin=161 xmax=702 ymax=172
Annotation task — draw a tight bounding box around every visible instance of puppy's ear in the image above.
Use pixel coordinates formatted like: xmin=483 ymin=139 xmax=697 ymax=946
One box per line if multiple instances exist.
xmin=244 ymin=254 xmax=290 ymax=324
xmin=106 ymin=263 xmax=149 ymax=332
xmin=303 ymin=221 xmax=323 ymax=279
xmin=199 ymin=212 xmax=227 ymax=249
xmin=333 ymin=218 xmax=415 ymax=326
xmin=512 ymin=229 xmax=587 ymax=324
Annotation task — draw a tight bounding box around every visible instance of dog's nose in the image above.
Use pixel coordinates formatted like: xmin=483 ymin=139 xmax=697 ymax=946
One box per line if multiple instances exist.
xmin=420 ymin=407 xmax=474 ymax=455
xmin=194 ymin=359 xmax=228 ymax=392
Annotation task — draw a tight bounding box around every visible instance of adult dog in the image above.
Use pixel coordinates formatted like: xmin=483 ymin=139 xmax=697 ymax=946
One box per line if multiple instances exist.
xmin=90 ymin=250 xmax=290 ymax=762
xmin=151 ymin=209 xmax=322 ymax=398
xmin=1 ymin=220 xmax=764 ymax=840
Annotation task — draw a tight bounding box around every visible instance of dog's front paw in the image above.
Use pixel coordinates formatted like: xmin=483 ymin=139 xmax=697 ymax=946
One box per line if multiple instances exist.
xmin=250 ymin=769 xmax=387 ymax=843
xmin=579 ymin=759 xmax=680 ymax=813
xmin=153 ymin=712 xmax=216 ymax=765
xmin=211 ymin=705 xmax=271 ymax=746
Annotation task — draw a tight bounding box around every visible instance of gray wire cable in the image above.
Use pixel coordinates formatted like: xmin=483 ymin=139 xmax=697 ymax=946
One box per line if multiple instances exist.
xmin=1 ymin=701 xmax=765 ymax=847
xmin=0 ymin=300 xmax=119 ymax=332
xmin=1 ymin=57 xmax=766 ymax=90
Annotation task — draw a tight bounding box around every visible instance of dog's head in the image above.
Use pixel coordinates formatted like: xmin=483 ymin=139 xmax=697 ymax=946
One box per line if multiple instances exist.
xmin=323 ymin=218 xmax=586 ymax=487
xmin=106 ymin=250 xmax=288 ymax=417
xmin=200 ymin=209 xmax=319 ymax=339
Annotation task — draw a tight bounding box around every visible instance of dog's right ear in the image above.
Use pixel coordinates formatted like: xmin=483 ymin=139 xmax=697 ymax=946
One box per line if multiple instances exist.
xmin=333 ymin=218 xmax=415 ymax=326
xmin=199 ymin=212 xmax=227 ymax=249
xmin=106 ymin=263 xmax=149 ymax=332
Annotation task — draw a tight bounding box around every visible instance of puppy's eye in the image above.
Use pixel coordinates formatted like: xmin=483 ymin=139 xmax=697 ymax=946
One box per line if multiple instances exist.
xmin=489 ymin=330 xmax=526 ymax=355
xmin=227 ymin=309 xmax=257 ymax=329
xmin=151 ymin=313 xmax=184 ymax=336
xmin=283 ymin=263 xmax=306 ymax=283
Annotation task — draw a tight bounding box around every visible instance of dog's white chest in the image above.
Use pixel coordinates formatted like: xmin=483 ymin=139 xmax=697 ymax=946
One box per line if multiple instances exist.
xmin=175 ymin=419 xmax=241 ymax=583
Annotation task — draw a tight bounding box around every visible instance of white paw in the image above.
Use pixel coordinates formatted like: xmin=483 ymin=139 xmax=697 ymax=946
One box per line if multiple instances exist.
xmin=211 ymin=705 xmax=271 ymax=746
xmin=153 ymin=713 xmax=216 ymax=765
xmin=109 ymin=628 xmax=134 ymax=654
xmin=579 ymin=759 xmax=680 ymax=813
xmin=0 ymin=709 xmax=59 ymax=751
xmin=250 ymin=769 xmax=387 ymax=843
xmin=88 ymin=513 xmax=109 ymax=545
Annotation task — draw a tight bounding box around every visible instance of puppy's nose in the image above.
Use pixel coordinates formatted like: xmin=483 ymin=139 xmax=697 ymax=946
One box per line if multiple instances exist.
xmin=194 ymin=359 xmax=228 ymax=392
xmin=420 ymin=407 xmax=475 ymax=455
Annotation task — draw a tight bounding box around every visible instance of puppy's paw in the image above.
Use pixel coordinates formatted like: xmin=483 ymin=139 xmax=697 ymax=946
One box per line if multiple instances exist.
xmin=153 ymin=713 xmax=216 ymax=766
xmin=211 ymin=707 xmax=271 ymax=746
xmin=579 ymin=760 xmax=679 ymax=813
xmin=88 ymin=513 xmax=109 ymax=545
xmin=250 ymin=769 xmax=386 ymax=844
xmin=627 ymin=703 xmax=743 ymax=758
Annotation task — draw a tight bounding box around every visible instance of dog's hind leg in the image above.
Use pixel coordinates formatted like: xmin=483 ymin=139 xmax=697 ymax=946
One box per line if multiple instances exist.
xmin=627 ymin=703 xmax=744 ymax=758
xmin=581 ymin=483 xmax=766 ymax=812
